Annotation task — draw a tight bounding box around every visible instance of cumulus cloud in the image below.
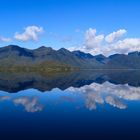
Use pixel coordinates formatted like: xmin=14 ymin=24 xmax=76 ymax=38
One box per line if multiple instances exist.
xmin=105 ymin=29 xmax=127 ymax=43
xmin=69 ymin=28 xmax=140 ymax=56
xmin=0 ymin=36 xmax=12 ymax=42
xmin=69 ymin=28 xmax=104 ymax=55
xmin=113 ymin=38 xmax=140 ymax=53
xmin=14 ymin=26 xmax=44 ymax=41
xmin=84 ymin=28 xmax=104 ymax=53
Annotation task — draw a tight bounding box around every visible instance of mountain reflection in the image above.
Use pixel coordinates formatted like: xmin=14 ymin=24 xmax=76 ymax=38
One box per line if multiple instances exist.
xmin=0 ymin=70 xmax=140 ymax=93
xmin=0 ymin=70 xmax=140 ymax=112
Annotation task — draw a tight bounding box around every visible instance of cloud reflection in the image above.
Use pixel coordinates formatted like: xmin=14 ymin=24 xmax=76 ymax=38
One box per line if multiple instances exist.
xmin=105 ymin=96 xmax=127 ymax=109
xmin=13 ymin=96 xmax=43 ymax=113
xmin=0 ymin=95 xmax=44 ymax=113
xmin=0 ymin=81 xmax=140 ymax=112
xmin=67 ymin=82 xmax=140 ymax=110
xmin=0 ymin=96 xmax=10 ymax=101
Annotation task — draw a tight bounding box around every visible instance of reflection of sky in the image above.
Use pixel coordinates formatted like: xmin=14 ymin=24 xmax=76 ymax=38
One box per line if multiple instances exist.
xmin=67 ymin=82 xmax=140 ymax=110
xmin=0 ymin=82 xmax=140 ymax=112
xmin=13 ymin=96 xmax=43 ymax=113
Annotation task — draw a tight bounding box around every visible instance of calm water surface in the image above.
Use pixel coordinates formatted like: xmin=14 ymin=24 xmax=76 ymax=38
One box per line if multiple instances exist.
xmin=0 ymin=70 xmax=140 ymax=140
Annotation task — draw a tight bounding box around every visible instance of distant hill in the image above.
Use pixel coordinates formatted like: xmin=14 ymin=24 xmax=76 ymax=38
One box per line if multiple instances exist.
xmin=0 ymin=45 xmax=140 ymax=70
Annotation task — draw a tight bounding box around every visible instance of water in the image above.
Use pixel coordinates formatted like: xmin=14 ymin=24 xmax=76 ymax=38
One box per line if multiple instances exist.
xmin=0 ymin=70 xmax=140 ymax=140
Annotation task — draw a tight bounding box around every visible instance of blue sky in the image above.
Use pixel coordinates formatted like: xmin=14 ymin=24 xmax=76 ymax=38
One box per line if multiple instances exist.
xmin=0 ymin=0 xmax=140 ymax=55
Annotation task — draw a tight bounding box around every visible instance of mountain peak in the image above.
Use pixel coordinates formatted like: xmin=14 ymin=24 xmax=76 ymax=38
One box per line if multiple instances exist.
xmin=128 ymin=51 xmax=140 ymax=56
xmin=94 ymin=54 xmax=107 ymax=64
xmin=109 ymin=53 xmax=126 ymax=59
xmin=39 ymin=46 xmax=47 ymax=49
xmin=5 ymin=45 xmax=21 ymax=49
xmin=95 ymin=54 xmax=105 ymax=57
xmin=58 ymin=48 xmax=69 ymax=51
xmin=94 ymin=54 xmax=106 ymax=59
xmin=37 ymin=46 xmax=53 ymax=50
xmin=57 ymin=48 xmax=71 ymax=54
xmin=72 ymin=50 xmax=94 ymax=59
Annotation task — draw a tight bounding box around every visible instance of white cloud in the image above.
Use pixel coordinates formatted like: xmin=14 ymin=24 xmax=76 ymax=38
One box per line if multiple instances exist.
xmin=0 ymin=36 xmax=12 ymax=42
xmin=102 ymin=38 xmax=140 ymax=55
xmin=69 ymin=28 xmax=104 ymax=55
xmin=84 ymin=28 xmax=104 ymax=51
xmin=105 ymin=29 xmax=127 ymax=43
xmin=14 ymin=26 xmax=44 ymax=41
xmin=113 ymin=38 xmax=140 ymax=53
xmin=69 ymin=28 xmax=140 ymax=56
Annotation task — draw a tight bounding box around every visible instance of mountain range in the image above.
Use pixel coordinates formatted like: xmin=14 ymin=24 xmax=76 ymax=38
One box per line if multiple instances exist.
xmin=0 ymin=45 xmax=140 ymax=70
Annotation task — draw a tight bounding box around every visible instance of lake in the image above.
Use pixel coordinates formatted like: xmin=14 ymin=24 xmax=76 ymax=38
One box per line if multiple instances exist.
xmin=0 ymin=70 xmax=140 ymax=140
